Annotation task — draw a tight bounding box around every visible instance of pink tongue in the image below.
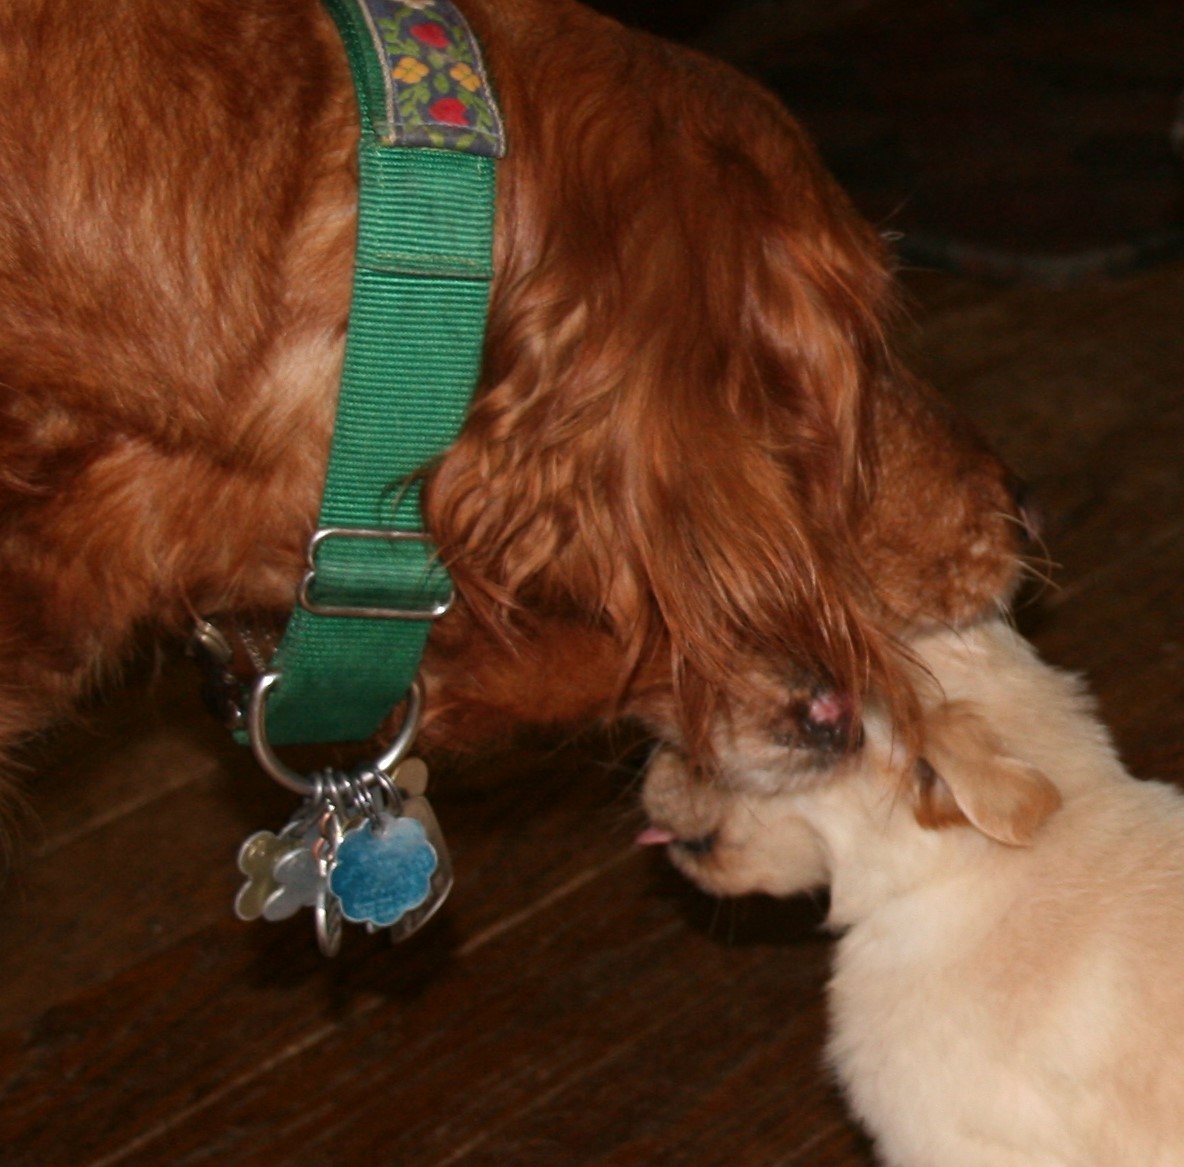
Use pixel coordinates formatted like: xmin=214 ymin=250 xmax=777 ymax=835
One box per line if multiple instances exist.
xmin=635 ymin=825 xmax=677 ymax=847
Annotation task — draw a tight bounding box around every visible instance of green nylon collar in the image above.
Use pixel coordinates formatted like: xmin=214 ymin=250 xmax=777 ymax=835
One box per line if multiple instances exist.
xmin=256 ymin=0 xmax=503 ymax=746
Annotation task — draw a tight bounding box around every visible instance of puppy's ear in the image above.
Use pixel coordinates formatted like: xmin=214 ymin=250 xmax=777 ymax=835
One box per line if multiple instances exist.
xmin=912 ymin=701 xmax=1061 ymax=846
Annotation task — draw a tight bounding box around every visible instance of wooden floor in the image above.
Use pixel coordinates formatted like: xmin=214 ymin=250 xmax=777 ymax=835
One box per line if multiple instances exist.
xmin=2 ymin=262 xmax=1182 ymax=1166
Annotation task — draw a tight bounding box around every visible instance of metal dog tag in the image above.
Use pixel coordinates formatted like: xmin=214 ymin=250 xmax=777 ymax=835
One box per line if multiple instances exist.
xmin=330 ymin=810 xmax=438 ymax=928
xmin=314 ymin=879 xmax=345 ymax=957
xmin=266 ymin=840 xmax=327 ymax=921
xmin=231 ymin=748 xmax=452 ymax=952
xmin=234 ymin=828 xmax=304 ymax=922
xmin=385 ymin=791 xmax=453 ymax=943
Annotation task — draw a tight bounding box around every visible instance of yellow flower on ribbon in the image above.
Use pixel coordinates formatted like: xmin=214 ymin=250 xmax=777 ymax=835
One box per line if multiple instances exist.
xmin=393 ymin=56 xmax=430 ymax=84
xmin=449 ymin=62 xmax=481 ymax=92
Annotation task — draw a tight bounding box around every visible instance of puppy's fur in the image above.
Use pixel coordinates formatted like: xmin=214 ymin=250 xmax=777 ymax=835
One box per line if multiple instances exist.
xmin=642 ymin=621 xmax=1184 ymax=1165
xmin=0 ymin=0 xmax=1025 ymax=779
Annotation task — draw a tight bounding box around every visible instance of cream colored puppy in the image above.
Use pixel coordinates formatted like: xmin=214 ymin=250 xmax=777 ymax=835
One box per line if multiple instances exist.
xmin=641 ymin=620 xmax=1184 ymax=1166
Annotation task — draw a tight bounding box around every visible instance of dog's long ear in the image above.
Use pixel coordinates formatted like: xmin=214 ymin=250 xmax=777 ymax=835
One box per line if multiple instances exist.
xmin=912 ymin=701 xmax=1061 ymax=846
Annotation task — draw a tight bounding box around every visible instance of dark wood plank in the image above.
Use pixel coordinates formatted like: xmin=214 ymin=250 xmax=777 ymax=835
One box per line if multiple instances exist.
xmin=0 ymin=873 xmax=846 ymax=1167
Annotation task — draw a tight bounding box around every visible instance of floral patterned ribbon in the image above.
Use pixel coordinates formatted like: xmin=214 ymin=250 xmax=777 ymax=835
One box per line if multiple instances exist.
xmin=355 ymin=0 xmax=505 ymax=157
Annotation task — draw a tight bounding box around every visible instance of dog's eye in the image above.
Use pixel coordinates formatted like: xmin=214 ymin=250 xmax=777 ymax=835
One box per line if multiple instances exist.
xmin=773 ymin=690 xmax=861 ymax=753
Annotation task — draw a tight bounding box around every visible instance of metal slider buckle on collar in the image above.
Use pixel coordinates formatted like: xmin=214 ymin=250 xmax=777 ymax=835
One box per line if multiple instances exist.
xmin=298 ymin=526 xmax=455 ymax=621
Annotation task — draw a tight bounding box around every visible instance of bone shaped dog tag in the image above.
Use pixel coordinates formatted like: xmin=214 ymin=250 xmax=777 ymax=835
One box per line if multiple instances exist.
xmin=265 ymin=842 xmax=325 ymax=921
xmin=235 ymin=830 xmax=303 ymax=921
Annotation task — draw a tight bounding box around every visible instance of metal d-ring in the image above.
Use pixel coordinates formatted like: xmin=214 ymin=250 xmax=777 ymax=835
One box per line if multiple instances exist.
xmin=246 ymin=671 xmax=424 ymax=797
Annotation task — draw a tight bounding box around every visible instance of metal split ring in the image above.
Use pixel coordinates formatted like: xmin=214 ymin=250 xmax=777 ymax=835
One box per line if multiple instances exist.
xmin=247 ymin=671 xmax=423 ymax=797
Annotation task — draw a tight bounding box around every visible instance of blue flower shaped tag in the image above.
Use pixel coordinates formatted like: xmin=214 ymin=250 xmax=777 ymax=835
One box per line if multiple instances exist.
xmin=330 ymin=812 xmax=438 ymax=927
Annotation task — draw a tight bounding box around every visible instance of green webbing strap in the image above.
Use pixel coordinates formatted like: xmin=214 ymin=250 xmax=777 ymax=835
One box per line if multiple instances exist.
xmin=258 ymin=0 xmax=503 ymax=745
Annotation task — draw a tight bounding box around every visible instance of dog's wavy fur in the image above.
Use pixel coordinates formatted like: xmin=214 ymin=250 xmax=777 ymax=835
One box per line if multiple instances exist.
xmin=0 ymin=0 xmax=1023 ymax=772
xmin=642 ymin=622 xmax=1184 ymax=1164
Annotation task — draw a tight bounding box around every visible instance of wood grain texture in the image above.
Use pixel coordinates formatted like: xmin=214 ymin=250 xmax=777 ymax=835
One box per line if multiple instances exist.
xmin=2 ymin=263 xmax=1182 ymax=1166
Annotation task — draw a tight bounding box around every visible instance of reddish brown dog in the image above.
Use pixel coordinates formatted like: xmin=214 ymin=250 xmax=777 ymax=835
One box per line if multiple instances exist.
xmin=0 ymin=0 xmax=1026 ymax=778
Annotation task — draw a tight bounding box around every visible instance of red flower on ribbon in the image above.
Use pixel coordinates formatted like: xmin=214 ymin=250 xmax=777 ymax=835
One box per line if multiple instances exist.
xmin=428 ymin=97 xmax=469 ymax=126
xmin=410 ymin=22 xmax=450 ymax=49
